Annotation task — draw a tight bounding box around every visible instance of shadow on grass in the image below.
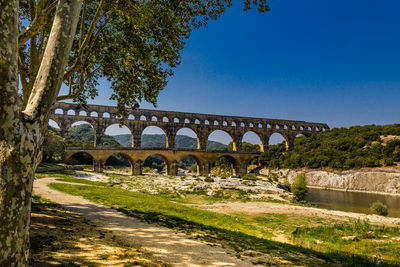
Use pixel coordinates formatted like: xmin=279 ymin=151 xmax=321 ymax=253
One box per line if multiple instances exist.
xmin=117 ymin=208 xmax=392 ymax=267
xmin=48 ymin=183 xmax=396 ymax=266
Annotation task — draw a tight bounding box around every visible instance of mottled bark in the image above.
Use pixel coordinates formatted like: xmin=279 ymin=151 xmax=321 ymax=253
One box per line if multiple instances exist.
xmin=0 ymin=0 xmax=82 ymax=265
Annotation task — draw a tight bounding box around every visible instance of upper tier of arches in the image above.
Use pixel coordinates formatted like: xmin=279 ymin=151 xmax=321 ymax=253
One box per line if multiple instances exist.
xmin=50 ymin=102 xmax=329 ymax=151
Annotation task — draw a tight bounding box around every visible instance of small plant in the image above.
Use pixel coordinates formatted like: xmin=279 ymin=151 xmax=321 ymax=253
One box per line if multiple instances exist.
xmin=204 ymin=177 xmax=214 ymax=183
xmin=143 ymin=167 xmax=151 ymax=173
xmin=242 ymin=173 xmax=257 ymax=181
xmin=370 ymin=201 xmax=389 ymax=216
xmin=350 ymin=218 xmax=371 ymax=234
xmin=291 ymin=173 xmax=308 ymax=201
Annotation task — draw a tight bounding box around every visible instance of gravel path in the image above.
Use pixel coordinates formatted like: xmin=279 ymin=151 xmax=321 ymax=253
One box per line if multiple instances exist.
xmin=34 ymin=178 xmax=255 ymax=267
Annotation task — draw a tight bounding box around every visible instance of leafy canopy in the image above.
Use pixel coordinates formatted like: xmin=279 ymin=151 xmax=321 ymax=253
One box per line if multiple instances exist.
xmin=18 ymin=0 xmax=270 ymax=117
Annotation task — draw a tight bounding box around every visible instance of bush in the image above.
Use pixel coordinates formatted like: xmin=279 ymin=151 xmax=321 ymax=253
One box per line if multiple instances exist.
xmin=370 ymin=201 xmax=388 ymax=216
xmin=350 ymin=218 xmax=371 ymax=234
xmin=291 ymin=173 xmax=308 ymax=201
xmin=143 ymin=167 xmax=151 ymax=173
xmin=242 ymin=173 xmax=257 ymax=181
xmin=204 ymin=177 xmax=214 ymax=183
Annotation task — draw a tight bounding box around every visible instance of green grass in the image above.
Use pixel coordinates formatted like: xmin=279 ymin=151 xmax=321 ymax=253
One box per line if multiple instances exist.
xmin=294 ymin=219 xmax=400 ymax=264
xmin=35 ymin=170 xmax=73 ymax=179
xmin=55 ymin=177 xmax=108 ymax=186
xmin=49 ymin=183 xmax=387 ymax=266
xmin=31 ymin=193 xmax=61 ymax=211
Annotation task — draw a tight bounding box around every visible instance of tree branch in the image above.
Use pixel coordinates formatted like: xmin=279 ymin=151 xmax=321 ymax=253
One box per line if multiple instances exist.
xmin=63 ymin=0 xmax=106 ymax=79
xmin=18 ymin=0 xmax=58 ymax=49
xmin=23 ymin=0 xmax=83 ymax=124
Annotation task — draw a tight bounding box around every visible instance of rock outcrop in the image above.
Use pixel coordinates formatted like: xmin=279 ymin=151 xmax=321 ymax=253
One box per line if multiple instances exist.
xmin=260 ymin=169 xmax=400 ymax=195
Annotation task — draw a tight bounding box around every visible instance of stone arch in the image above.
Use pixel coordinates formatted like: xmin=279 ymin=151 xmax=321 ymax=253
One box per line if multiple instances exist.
xmin=174 ymin=117 xmax=179 ymax=123
xmin=195 ymin=119 xmax=200 ymax=125
xmin=204 ymin=120 xmax=210 ymax=125
xmin=175 ymin=127 xmax=199 ymax=149
xmin=128 ymin=114 xmax=135 ymax=120
xmin=140 ymin=115 xmax=147 ymax=121
xmin=90 ymin=111 xmax=98 ymax=117
xmin=48 ymin=119 xmax=60 ymax=130
xmin=79 ymin=110 xmax=87 ymax=116
xmin=231 ymin=121 xmax=236 ymax=127
xmin=212 ymin=155 xmax=239 ymax=177
xmin=104 ymin=152 xmax=133 ymax=173
xmin=207 ymin=130 xmax=234 ymax=151
xmin=184 ymin=118 xmax=190 ymax=124
xmin=143 ymin=154 xmax=169 ymax=174
xmin=104 ymin=124 xmax=132 ymax=147
xmin=67 ymin=109 xmax=76 ymax=115
xmin=65 ymin=152 xmax=94 ymax=169
xmin=163 ymin=117 xmax=169 ymax=122
xmin=141 ymin=126 xmax=167 ymax=148
xmin=269 ymin=132 xmax=289 ymax=150
xmin=241 ymin=131 xmax=261 ymax=152
xmin=103 ymin=112 xmax=110 ymax=118
xmin=68 ymin=121 xmax=95 ymax=147
xmin=151 ymin=116 xmax=158 ymax=122
xmin=178 ymin=155 xmax=201 ymax=175
xmin=54 ymin=108 xmax=63 ymax=115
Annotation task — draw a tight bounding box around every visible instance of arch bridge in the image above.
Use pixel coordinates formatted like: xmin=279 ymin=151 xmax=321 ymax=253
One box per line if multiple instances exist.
xmin=51 ymin=102 xmax=329 ymax=176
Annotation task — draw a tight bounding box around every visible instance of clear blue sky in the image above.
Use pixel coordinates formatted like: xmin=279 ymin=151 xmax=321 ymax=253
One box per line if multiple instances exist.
xmin=60 ymin=0 xmax=400 ymax=144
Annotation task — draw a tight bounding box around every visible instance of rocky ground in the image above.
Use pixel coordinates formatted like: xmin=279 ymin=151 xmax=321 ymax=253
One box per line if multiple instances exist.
xmin=71 ymin=170 xmax=293 ymax=201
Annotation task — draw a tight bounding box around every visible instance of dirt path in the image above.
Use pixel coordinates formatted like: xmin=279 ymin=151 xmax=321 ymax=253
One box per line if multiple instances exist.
xmin=34 ymin=178 xmax=255 ymax=267
xmin=191 ymin=201 xmax=400 ymax=225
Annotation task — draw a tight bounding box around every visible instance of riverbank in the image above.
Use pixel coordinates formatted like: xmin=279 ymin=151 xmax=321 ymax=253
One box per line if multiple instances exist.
xmin=259 ymin=168 xmax=400 ymax=195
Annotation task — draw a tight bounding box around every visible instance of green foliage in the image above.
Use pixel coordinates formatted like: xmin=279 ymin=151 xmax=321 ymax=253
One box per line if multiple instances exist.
xmin=224 ymin=141 xmax=260 ymax=152
xmin=42 ymin=128 xmax=66 ymax=163
xmin=370 ymin=202 xmax=389 ymax=216
xmin=291 ymin=173 xmax=308 ymax=201
xmin=142 ymin=167 xmax=151 ymax=173
xmin=242 ymin=173 xmax=257 ymax=180
xmin=350 ymin=218 xmax=371 ymax=234
xmin=259 ymin=124 xmax=400 ymax=170
xmin=204 ymin=177 xmax=214 ymax=183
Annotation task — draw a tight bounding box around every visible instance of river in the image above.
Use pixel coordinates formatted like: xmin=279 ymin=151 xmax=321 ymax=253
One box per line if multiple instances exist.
xmin=305 ymin=188 xmax=400 ymax=218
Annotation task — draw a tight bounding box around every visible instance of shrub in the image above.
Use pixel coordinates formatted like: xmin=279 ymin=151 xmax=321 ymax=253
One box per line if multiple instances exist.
xmin=350 ymin=218 xmax=371 ymax=234
xmin=370 ymin=201 xmax=388 ymax=216
xmin=204 ymin=177 xmax=214 ymax=183
xmin=291 ymin=173 xmax=308 ymax=201
xmin=242 ymin=173 xmax=257 ymax=181
xmin=143 ymin=167 xmax=151 ymax=173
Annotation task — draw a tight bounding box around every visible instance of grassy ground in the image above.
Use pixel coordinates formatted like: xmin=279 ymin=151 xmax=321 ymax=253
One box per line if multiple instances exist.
xmin=49 ymin=182 xmax=397 ymax=266
xmin=30 ymin=194 xmax=169 ymax=266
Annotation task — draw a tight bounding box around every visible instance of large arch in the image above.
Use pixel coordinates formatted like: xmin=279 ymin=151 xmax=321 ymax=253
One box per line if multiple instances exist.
xmin=104 ymin=152 xmax=132 ymax=174
xmin=241 ymin=131 xmax=261 ymax=152
xmin=143 ymin=154 xmax=168 ymax=174
xmin=212 ymin=155 xmax=239 ymax=177
xmin=207 ymin=130 xmax=234 ymax=151
xmin=65 ymin=152 xmax=94 ymax=170
xmin=175 ymin=128 xmax=199 ymax=149
xmin=104 ymin=124 xmax=132 ymax=147
xmin=141 ymin=126 xmax=167 ymax=148
xmin=68 ymin=121 xmax=95 ymax=147
xmin=178 ymin=154 xmax=200 ymax=175
xmin=269 ymin=132 xmax=289 ymax=149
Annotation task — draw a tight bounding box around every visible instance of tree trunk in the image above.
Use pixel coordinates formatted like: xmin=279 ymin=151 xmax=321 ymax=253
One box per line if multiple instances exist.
xmin=0 ymin=0 xmax=82 ymax=265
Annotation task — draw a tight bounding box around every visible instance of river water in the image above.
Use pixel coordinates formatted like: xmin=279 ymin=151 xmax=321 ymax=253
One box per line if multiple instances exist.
xmin=305 ymin=188 xmax=400 ymax=218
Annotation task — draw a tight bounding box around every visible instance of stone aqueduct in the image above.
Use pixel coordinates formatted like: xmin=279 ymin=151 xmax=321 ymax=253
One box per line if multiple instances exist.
xmin=50 ymin=102 xmax=329 ymax=176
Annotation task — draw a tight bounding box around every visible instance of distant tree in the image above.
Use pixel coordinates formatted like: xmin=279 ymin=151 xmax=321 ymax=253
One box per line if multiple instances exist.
xmin=291 ymin=173 xmax=308 ymax=201
xmin=225 ymin=141 xmax=260 ymax=152
xmin=42 ymin=130 xmax=66 ymax=162
xmin=0 ymin=1 xmax=270 ymax=264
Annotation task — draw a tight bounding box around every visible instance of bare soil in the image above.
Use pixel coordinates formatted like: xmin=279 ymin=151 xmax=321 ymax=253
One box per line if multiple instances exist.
xmin=33 ymin=178 xmax=255 ymax=266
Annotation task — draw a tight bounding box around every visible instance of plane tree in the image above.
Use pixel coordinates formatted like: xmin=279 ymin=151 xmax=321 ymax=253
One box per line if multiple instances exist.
xmin=0 ymin=0 xmax=269 ymax=264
